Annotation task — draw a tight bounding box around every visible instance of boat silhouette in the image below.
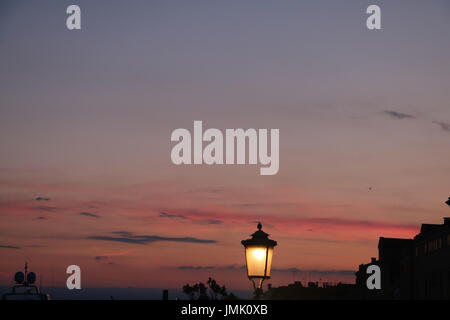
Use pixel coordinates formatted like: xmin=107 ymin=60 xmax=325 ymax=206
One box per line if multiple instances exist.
xmin=2 ymin=263 xmax=50 ymax=300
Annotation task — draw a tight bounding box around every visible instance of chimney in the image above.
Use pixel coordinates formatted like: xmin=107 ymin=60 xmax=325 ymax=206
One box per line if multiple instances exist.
xmin=371 ymin=257 xmax=376 ymax=263
xmin=162 ymin=289 xmax=169 ymax=300
xmin=444 ymin=217 xmax=450 ymax=226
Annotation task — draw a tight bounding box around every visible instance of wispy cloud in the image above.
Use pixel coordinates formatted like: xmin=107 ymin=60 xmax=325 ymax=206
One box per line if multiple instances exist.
xmin=87 ymin=231 xmax=216 ymax=245
xmin=111 ymin=231 xmax=134 ymax=237
xmin=158 ymin=211 xmax=223 ymax=225
xmin=299 ymin=217 xmax=416 ymax=231
xmin=35 ymin=196 xmax=50 ymax=201
xmin=176 ymin=265 xmax=243 ymax=271
xmin=432 ymin=121 xmax=450 ymax=132
xmin=94 ymin=249 xmax=136 ymax=260
xmin=32 ymin=205 xmax=57 ymax=212
xmin=204 ymin=219 xmax=222 ymax=225
xmin=159 ymin=212 xmax=186 ymax=219
xmin=0 ymin=245 xmax=21 ymax=249
xmin=159 ymin=207 xmax=417 ymax=235
xmin=383 ymin=110 xmax=415 ymax=119
xmin=94 ymin=256 xmax=120 ymax=267
xmin=79 ymin=211 xmax=100 ymax=218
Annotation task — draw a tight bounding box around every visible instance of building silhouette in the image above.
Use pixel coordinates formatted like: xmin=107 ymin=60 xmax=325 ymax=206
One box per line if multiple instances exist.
xmin=414 ymin=218 xmax=450 ymax=299
xmin=264 ymin=281 xmax=359 ymax=300
xmin=357 ymin=217 xmax=450 ymax=299
xmin=263 ymin=217 xmax=450 ymax=300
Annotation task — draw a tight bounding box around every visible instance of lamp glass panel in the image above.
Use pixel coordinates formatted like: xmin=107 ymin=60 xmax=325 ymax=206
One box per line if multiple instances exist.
xmin=265 ymin=247 xmax=274 ymax=277
xmin=245 ymin=246 xmax=274 ymax=278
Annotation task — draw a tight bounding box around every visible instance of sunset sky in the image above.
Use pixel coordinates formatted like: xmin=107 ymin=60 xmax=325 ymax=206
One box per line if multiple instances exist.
xmin=1 ymin=0 xmax=450 ymax=295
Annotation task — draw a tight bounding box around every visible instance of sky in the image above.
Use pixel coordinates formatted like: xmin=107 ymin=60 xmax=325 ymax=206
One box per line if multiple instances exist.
xmin=1 ymin=0 xmax=450 ymax=296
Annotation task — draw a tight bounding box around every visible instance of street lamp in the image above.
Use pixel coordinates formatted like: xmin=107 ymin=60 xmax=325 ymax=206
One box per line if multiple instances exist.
xmin=241 ymin=222 xmax=277 ymax=298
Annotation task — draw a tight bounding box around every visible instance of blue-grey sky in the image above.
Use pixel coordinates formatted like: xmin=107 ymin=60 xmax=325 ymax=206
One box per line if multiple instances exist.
xmin=1 ymin=0 xmax=449 ymax=290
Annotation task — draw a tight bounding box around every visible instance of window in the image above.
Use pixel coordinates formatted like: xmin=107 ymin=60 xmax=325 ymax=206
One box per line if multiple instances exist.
xmin=427 ymin=238 xmax=442 ymax=252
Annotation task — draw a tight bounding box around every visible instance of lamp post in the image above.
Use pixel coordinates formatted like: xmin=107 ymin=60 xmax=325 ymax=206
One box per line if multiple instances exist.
xmin=241 ymin=222 xmax=277 ymax=299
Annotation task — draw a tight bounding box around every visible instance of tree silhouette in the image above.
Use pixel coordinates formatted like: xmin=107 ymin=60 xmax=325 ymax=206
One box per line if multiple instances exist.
xmin=182 ymin=277 xmax=238 ymax=300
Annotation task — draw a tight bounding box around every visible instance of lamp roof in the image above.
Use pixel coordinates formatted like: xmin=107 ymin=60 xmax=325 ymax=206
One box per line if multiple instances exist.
xmin=241 ymin=222 xmax=277 ymax=247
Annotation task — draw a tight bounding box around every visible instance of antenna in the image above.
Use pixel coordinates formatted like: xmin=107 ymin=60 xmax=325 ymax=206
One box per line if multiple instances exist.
xmin=40 ymin=274 xmax=44 ymax=291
